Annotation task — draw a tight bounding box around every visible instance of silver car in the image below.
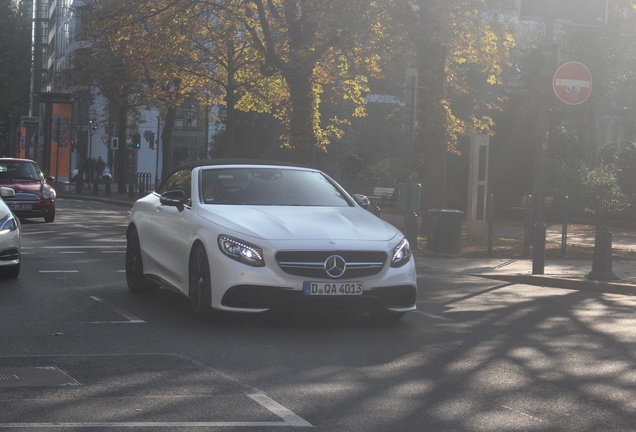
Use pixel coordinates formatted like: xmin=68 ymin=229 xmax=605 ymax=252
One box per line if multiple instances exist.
xmin=0 ymin=187 xmax=21 ymax=278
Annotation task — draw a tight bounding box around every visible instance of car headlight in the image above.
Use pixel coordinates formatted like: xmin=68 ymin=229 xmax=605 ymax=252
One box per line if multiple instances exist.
xmin=218 ymin=235 xmax=265 ymax=267
xmin=391 ymin=237 xmax=411 ymax=267
xmin=42 ymin=184 xmax=54 ymax=199
xmin=0 ymin=213 xmax=18 ymax=234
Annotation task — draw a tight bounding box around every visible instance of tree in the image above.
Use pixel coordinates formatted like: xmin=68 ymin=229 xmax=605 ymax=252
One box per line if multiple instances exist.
xmin=0 ymin=0 xmax=31 ymax=153
xmin=396 ymin=0 xmax=515 ymax=216
xmin=234 ymin=0 xmax=390 ymax=164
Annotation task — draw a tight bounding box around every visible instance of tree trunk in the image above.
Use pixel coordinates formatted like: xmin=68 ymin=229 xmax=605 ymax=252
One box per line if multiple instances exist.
xmin=287 ymin=72 xmax=316 ymax=165
xmin=116 ymin=106 xmax=128 ymax=194
xmin=416 ymin=42 xmax=448 ymax=233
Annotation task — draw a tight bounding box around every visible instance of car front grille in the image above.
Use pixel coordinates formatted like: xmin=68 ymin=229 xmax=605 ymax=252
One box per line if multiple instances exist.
xmin=6 ymin=193 xmax=40 ymax=201
xmin=275 ymin=250 xmax=387 ymax=279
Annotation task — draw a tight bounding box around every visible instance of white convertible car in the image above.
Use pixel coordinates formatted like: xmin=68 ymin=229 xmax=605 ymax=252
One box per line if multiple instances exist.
xmin=126 ymin=160 xmax=417 ymax=320
xmin=0 ymin=186 xmax=21 ymax=278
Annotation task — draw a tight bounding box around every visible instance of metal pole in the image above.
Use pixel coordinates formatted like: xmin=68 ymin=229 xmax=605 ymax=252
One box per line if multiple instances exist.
xmin=561 ymin=196 xmax=568 ymax=258
xmin=487 ymin=194 xmax=494 ymax=256
xmin=155 ymin=115 xmax=161 ymax=188
xmin=532 ymin=6 xmax=555 ymax=275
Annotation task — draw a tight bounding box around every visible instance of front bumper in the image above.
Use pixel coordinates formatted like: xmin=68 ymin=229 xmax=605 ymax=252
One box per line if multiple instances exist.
xmin=221 ymin=284 xmax=417 ymax=312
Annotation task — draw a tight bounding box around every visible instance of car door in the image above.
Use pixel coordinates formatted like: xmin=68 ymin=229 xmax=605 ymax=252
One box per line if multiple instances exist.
xmin=146 ymin=169 xmax=196 ymax=293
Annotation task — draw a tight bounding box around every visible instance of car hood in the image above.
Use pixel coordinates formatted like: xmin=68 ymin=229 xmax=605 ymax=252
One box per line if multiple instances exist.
xmin=197 ymin=205 xmax=400 ymax=242
xmin=0 ymin=181 xmax=43 ymax=194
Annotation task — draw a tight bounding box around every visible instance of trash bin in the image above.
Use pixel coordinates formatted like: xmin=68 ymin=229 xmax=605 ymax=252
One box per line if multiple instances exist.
xmin=427 ymin=209 xmax=464 ymax=253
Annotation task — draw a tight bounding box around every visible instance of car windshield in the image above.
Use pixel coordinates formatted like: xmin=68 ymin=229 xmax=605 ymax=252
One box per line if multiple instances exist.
xmin=0 ymin=162 xmax=42 ymax=181
xmin=200 ymin=167 xmax=351 ymax=207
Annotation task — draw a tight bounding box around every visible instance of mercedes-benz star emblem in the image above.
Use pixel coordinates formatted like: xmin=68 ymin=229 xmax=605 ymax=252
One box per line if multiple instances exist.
xmin=324 ymin=255 xmax=346 ymax=278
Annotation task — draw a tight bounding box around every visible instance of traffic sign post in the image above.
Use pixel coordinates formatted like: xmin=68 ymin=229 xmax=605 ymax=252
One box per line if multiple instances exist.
xmin=553 ymin=61 xmax=592 ymax=105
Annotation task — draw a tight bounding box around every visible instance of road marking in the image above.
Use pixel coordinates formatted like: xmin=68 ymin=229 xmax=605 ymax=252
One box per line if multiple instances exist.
xmin=41 ymin=246 xmax=122 ymax=249
xmin=38 ymin=270 xmax=79 ymax=273
xmin=60 ymin=251 xmax=85 ymax=254
xmin=88 ymin=296 xmax=145 ymax=324
xmin=249 ymin=393 xmax=313 ymax=427
xmin=101 ymin=250 xmax=125 ymax=254
xmin=0 ymin=393 xmax=312 ymax=428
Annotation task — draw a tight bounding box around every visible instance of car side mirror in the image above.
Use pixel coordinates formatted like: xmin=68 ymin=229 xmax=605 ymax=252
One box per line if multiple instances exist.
xmin=160 ymin=190 xmax=187 ymax=211
xmin=353 ymin=193 xmax=370 ymax=209
xmin=45 ymin=176 xmax=55 ymax=183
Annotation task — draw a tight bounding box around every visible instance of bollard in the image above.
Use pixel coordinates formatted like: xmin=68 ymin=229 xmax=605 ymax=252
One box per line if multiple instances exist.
xmin=405 ymin=210 xmax=418 ymax=249
xmin=523 ymin=195 xmax=532 ymax=257
xmin=561 ymin=196 xmax=568 ymax=258
xmin=487 ymin=194 xmax=494 ymax=256
xmin=532 ymin=221 xmax=546 ymax=275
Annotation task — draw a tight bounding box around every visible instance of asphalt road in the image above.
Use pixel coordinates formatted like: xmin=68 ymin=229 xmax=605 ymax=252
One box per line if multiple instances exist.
xmin=1 ymin=197 xmax=636 ymax=431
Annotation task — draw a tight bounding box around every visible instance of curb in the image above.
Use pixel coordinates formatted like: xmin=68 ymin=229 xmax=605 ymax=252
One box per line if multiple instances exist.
xmin=477 ymin=274 xmax=636 ymax=296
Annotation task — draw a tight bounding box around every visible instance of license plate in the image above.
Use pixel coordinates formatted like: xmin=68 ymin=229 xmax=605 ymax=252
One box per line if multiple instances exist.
xmin=11 ymin=204 xmax=32 ymax=211
xmin=303 ymin=281 xmax=363 ymax=296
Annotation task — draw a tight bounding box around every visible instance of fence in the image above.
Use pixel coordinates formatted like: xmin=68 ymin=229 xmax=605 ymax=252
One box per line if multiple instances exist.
xmin=553 ymin=194 xmax=636 ymax=222
xmin=127 ymin=172 xmax=153 ymax=199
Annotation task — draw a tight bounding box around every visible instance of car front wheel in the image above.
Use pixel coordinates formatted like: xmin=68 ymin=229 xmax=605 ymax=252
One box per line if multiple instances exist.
xmin=44 ymin=208 xmax=55 ymax=223
xmin=125 ymin=226 xmax=157 ymax=293
xmin=1 ymin=263 xmax=20 ymax=279
xmin=189 ymin=244 xmax=213 ymax=319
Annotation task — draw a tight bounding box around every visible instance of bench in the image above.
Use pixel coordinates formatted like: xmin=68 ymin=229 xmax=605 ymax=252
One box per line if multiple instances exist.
xmin=369 ymin=187 xmax=396 ymax=207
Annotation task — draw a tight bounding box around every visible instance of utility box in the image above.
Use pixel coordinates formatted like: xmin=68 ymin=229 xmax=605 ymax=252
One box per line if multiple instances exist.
xmin=427 ymin=209 xmax=464 ymax=254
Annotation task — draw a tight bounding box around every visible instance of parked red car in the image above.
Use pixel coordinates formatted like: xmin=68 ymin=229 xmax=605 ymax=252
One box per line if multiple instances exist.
xmin=0 ymin=158 xmax=56 ymax=223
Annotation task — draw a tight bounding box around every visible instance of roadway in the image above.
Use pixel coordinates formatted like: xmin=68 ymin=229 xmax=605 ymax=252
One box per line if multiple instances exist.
xmin=1 ymin=197 xmax=636 ymax=431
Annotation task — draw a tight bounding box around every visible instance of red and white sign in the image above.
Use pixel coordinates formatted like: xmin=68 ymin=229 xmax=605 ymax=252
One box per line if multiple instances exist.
xmin=553 ymin=61 xmax=592 ymax=105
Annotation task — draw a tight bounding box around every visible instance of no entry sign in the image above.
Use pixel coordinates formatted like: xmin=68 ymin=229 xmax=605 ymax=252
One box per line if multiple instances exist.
xmin=553 ymin=61 xmax=592 ymax=105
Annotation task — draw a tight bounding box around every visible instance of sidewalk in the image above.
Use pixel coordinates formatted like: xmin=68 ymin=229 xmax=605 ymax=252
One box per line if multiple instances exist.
xmin=379 ymin=208 xmax=636 ymax=295
xmin=56 ymin=184 xmax=636 ymax=296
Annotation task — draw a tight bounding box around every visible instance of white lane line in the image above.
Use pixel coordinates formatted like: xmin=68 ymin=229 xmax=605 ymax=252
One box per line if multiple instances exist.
xmin=249 ymin=393 xmax=313 ymax=427
xmin=0 ymin=393 xmax=312 ymax=428
xmin=0 ymin=421 xmax=290 ymax=428
xmin=60 ymin=251 xmax=85 ymax=254
xmin=38 ymin=270 xmax=79 ymax=273
xmin=101 ymin=250 xmax=125 ymax=254
xmin=88 ymin=296 xmax=145 ymax=324
xmin=413 ymin=310 xmax=455 ymax=322
xmin=41 ymin=246 xmax=122 ymax=249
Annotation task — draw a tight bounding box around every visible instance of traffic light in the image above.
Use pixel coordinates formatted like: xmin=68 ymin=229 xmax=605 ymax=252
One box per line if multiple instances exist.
xmin=111 ymin=137 xmax=119 ymax=150
xmin=133 ymin=133 xmax=141 ymax=149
